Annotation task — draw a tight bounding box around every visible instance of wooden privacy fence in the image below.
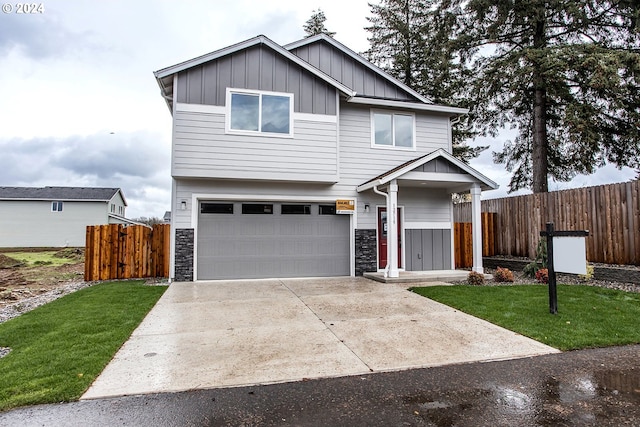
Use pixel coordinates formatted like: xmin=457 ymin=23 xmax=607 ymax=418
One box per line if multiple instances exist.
xmin=453 ymin=180 xmax=640 ymax=265
xmin=85 ymin=224 xmax=170 ymax=281
xmin=453 ymin=212 xmax=497 ymax=268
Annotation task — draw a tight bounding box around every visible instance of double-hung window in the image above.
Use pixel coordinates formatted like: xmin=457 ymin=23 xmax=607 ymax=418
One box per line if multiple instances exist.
xmin=371 ymin=111 xmax=415 ymax=149
xmin=227 ymin=89 xmax=293 ymax=137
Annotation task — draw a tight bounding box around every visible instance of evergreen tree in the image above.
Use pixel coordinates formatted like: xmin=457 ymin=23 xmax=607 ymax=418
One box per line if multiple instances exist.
xmin=303 ymin=9 xmax=336 ymax=38
xmin=450 ymin=0 xmax=640 ymax=192
xmin=365 ymin=0 xmax=486 ymax=163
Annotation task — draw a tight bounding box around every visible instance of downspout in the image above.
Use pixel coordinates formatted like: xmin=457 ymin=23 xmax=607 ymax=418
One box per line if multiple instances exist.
xmin=372 ymin=184 xmax=390 ymax=278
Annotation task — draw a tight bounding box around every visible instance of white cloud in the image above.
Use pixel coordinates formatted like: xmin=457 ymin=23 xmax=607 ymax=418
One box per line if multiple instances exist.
xmin=0 ymin=0 xmax=634 ymax=219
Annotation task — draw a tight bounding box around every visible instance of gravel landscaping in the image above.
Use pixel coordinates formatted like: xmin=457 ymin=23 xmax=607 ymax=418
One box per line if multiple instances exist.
xmin=0 ymin=281 xmax=94 ymax=324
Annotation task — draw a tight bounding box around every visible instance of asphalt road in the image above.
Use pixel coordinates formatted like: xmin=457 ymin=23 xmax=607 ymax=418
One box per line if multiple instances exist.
xmin=1 ymin=345 xmax=639 ymax=426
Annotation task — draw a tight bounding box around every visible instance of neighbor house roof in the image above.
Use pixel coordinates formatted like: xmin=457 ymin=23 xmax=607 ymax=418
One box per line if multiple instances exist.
xmin=0 ymin=186 xmax=126 ymax=205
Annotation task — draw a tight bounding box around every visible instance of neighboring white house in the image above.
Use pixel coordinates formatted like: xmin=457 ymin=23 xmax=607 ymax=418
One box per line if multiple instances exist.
xmin=0 ymin=186 xmax=137 ymax=247
xmin=154 ymin=34 xmax=498 ymax=282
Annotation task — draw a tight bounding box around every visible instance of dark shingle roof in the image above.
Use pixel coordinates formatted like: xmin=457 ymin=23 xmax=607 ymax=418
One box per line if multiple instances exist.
xmin=0 ymin=186 xmax=121 ymax=202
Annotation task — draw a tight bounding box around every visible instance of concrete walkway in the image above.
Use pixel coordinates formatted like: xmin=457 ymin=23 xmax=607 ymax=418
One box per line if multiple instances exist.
xmin=82 ymin=277 xmax=559 ymax=399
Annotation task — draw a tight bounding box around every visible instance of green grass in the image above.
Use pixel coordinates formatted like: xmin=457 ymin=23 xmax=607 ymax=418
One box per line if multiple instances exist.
xmin=411 ymin=284 xmax=640 ymax=351
xmin=2 ymin=251 xmax=74 ymax=267
xmin=0 ymin=281 xmax=166 ymax=411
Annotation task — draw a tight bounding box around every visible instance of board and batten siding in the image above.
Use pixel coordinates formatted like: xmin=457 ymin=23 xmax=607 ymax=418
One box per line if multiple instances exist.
xmin=172 ymin=103 xmax=339 ymax=182
xmin=176 ymin=44 xmax=337 ymax=115
xmin=0 ymin=200 xmax=109 ymax=247
xmin=289 ymin=41 xmax=418 ymax=102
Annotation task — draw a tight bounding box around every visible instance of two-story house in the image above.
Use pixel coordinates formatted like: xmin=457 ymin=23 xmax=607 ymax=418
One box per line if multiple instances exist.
xmin=154 ymin=34 xmax=497 ymax=282
xmin=0 ymin=186 xmax=135 ymax=247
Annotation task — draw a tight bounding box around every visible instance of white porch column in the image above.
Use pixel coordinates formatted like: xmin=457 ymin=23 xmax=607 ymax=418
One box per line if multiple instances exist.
xmin=470 ymin=183 xmax=483 ymax=273
xmin=388 ymin=179 xmax=399 ymax=278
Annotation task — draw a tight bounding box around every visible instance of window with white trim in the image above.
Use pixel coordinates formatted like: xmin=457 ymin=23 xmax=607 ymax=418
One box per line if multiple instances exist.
xmin=371 ymin=111 xmax=415 ymax=149
xmin=51 ymin=201 xmax=63 ymax=212
xmin=227 ymin=89 xmax=293 ymax=136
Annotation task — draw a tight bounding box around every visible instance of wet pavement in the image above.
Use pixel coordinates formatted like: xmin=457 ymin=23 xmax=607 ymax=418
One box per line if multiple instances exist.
xmin=1 ymin=344 xmax=638 ymax=426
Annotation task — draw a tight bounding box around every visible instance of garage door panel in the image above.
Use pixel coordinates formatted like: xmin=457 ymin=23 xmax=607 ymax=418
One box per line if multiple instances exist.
xmin=197 ymin=202 xmax=350 ymax=279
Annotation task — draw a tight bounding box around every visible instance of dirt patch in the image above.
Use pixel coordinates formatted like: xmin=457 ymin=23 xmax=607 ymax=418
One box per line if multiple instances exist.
xmin=0 ymin=254 xmax=24 ymax=269
xmin=0 ymin=251 xmax=85 ymax=310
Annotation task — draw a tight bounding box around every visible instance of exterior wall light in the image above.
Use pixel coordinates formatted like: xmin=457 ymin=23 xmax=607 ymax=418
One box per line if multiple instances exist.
xmin=364 ymin=204 xmax=370 ymax=213
xmin=180 ymin=200 xmax=187 ymax=210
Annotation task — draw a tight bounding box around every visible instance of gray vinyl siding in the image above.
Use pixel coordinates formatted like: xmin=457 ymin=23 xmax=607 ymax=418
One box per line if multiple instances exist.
xmin=172 ymin=104 xmax=453 ymax=231
xmin=289 ymin=41 xmax=419 ymax=102
xmin=176 ymin=44 xmax=337 ymax=115
xmin=0 ymin=200 xmax=109 ymax=247
xmin=415 ymin=157 xmax=465 ymax=174
xmin=172 ymin=106 xmax=338 ymax=182
xmin=400 ymin=188 xmax=452 ymax=224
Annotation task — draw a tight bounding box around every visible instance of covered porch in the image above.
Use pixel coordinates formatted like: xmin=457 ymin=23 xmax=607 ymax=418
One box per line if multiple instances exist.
xmin=356 ymin=148 xmax=498 ymax=279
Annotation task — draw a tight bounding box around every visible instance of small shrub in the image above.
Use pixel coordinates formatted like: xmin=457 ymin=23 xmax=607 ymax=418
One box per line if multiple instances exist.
xmin=494 ymin=267 xmax=514 ymax=282
xmin=523 ymin=262 xmax=540 ymax=278
xmin=535 ymin=268 xmax=549 ymax=284
xmin=578 ymin=263 xmax=595 ymax=282
xmin=467 ymin=271 xmax=485 ymax=286
xmin=534 ymin=238 xmax=548 ymax=268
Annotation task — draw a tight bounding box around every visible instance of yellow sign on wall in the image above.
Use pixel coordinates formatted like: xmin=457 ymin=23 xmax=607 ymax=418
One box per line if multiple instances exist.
xmin=336 ymin=199 xmax=355 ymax=214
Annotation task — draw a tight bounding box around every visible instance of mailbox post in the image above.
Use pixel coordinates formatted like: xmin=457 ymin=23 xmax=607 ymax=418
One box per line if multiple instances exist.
xmin=540 ymin=223 xmax=589 ymax=314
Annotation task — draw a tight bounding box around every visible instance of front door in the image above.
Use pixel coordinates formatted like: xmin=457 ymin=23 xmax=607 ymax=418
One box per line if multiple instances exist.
xmin=377 ymin=207 xmax=402 ymax=269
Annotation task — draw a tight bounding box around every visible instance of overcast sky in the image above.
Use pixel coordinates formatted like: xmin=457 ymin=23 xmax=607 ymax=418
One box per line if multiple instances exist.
xmin=0 ymin=1 xmax=635 ymax=218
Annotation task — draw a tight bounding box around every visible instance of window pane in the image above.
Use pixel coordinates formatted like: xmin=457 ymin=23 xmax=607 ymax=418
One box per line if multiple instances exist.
xmin=281 ymin=204 xmax=311 ymax=215
xmin=319 ymin=205 xmax=337 ymax=215
xmin=373 ymin=113 xmax=392 ymax=145
xmin=201 ymin=203 xmax=234 ymax=214
xmin=230 ymin=93 xmax=259 ymax=131
xmin=394 ymin=114 xmax=413 ymax=147
xmin=261 ymin=95 xmax=290 ymax=134
xmin=242 ymin=204 xmax=273 ymax=214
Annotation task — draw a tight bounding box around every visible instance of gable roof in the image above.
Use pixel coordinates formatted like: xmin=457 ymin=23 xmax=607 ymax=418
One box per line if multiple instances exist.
xmin=154 ymin=34 xmax=468 ymax=116
xmin=0 ymin=186 xmax=126 ymax=204
xmin=284 ymin=34 xmax=431 ymax=104
xmin=154 ymin=35 xmax=356 ymax=112
xmin=357 ymin=149 xmax=498 ymax=192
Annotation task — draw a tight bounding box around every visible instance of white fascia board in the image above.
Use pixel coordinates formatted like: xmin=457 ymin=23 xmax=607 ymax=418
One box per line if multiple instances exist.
xmin=347 ymin=97 xmax=469 ymax=116
xmin=285 ymin=34 xmax=432 ymax=104
xmin=114 ymin=188 xmax=128 ymax=207
xmin=154 ymin=35 xmax=355 ymax=98
xmin=356 ymin=148 xmax=499 ymax=192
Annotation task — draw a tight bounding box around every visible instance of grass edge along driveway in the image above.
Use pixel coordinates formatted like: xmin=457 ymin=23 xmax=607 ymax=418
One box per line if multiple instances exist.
xmin=411 ymin=284 xmax=640 ymax=351
xmin=0 ymin=280 xmax=166 ymax=412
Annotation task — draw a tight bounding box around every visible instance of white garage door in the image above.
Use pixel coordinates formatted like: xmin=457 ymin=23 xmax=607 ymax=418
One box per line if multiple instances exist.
xmin=197 ymin=201 xmax=351 ymax=280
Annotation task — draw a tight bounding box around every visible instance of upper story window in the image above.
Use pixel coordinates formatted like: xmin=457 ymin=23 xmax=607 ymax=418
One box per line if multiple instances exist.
xmin=227 ymin=89 xmax=293 ymax=137
xmin=371 ymin=110 xmax=415 ymax=149
xmin=51 ymin=201 xmax=63 ymax=212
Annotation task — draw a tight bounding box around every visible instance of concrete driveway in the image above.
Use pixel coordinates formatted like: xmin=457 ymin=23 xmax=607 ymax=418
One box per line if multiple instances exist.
xmin=82 ymin=277 xmax=559 ymax=399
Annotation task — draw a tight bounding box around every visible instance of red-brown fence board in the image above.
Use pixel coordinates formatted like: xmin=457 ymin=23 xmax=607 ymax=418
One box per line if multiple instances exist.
xmin=84 ymin=224 xmax=170 ymax=281
xmin=453 ymin=212 xmax=497 ymax=268
xmin=453 ymin=181 xmax=640 ymax=265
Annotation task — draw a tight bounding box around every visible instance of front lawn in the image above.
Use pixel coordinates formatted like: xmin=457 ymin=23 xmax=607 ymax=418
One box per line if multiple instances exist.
xmin=0 ymin=280 xmax=166 ymax=411
xmin=411 ymin=284 xmax=640 ymax=351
